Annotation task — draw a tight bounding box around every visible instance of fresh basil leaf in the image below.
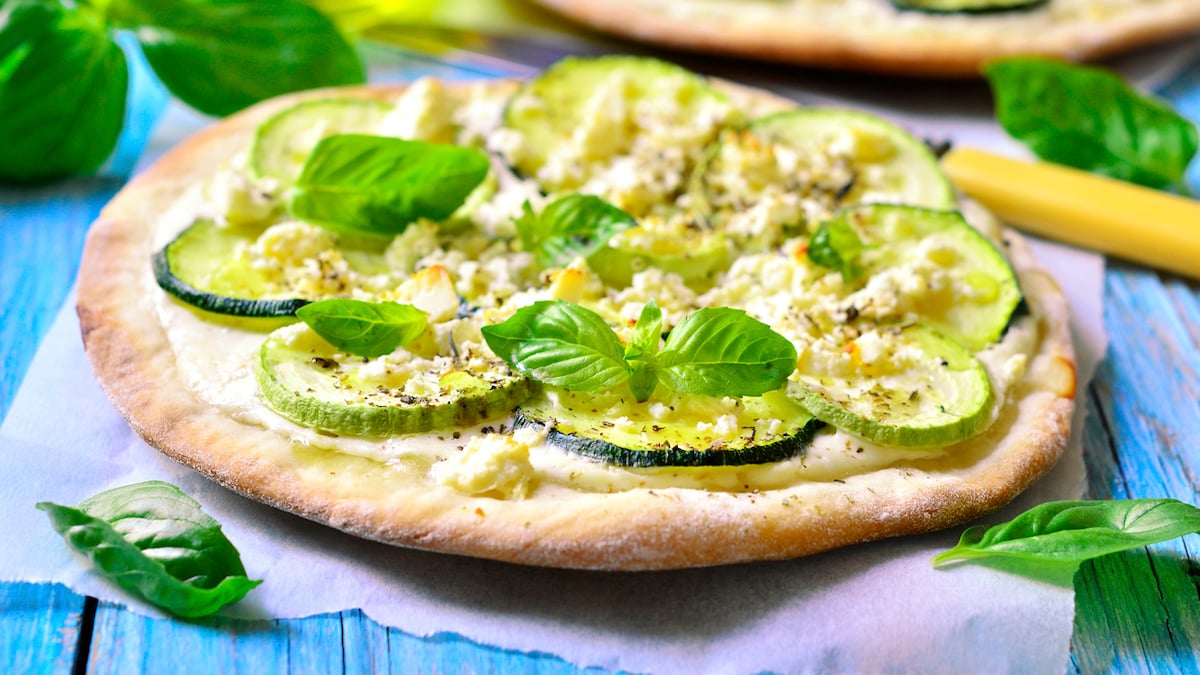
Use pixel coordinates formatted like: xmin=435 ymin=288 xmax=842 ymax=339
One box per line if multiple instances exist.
xmin=0 ymin=0 xmax=127 ymax=182
xmin=515 ymin=194 xmax=637 ymax=269
xmin=626 ymin=300 xmax=663 ymax=361
xmin=296 ymin=298 xmax=428 ymax=358
xmin=625 ymin=301 xmax=663 ymax=402
xmin=932 ymin=499 xmax=1200 ymax=568
xmin=807 ymin=217 xmax=866 ymax=280
xmin=984 ymin=57 xmax=1199 ymax=191
xmin=626 ymin=360 xmax=658 ymax=403
xmin=108 ymin=0 xmax=363 ymax=117
xmin=482 ymin=300 xmax=631 ymax=392
xmin=37 ymin=480 xmax=261 ymax=618
xmin=657 ymin=307 xmax=797 ymax=398
xmin=290 ymin=135 xmax=490 ymax=236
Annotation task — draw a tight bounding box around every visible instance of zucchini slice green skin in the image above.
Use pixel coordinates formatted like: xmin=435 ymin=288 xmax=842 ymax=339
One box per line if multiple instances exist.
xmin=791 ymin=325 xmax=993 ymax=448
xmin=256 ymin=328 xmax=535 ymax=438
xmin=514 ymin=410 xmax=823 ymax=468
xmin=500 ymin=54 xmax=731 ymax=193
xmin=153 ymin=220 xmax=396 ymax=319
xmin=514 ymin=390 xmax=823 ymax=468
xmin=825 ymin=204 xmax=1023 ymax=351
xmin=153 ymin=221 xmax=311 ymax=319
xmin=249 ymin=98 xmax=393 ymax=187
xmin=739 ymin=108 xmax=955 ymax=212
xmin=891 ymin=0 xmax=1046 ymax=14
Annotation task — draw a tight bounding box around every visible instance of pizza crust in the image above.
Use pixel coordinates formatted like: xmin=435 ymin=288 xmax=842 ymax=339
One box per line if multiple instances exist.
xmin=76 ymin=79 xmax=1075 ymax=570
xmin=531 ymin=0 xmax=1200 ymax=76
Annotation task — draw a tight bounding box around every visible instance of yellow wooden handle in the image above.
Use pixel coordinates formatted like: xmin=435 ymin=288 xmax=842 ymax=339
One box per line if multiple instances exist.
xmin=941 ymin=147 xmax=1200 ymax=279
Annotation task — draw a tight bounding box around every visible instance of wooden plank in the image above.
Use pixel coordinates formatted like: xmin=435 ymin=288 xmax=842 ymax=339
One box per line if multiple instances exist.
xmin=0 ymin=36 xmax=167 ymax=425
xmin=0 ymin=582 xmax=88 ymax=674
xmin=0 ymin=179 xmax=123 ymax=423
xmin=340 ymin=610 xmax=390 ymax=674
xmin=83 ymin=604 xmax=611 ymax=674
xmin=85 ymin=604 xmax=347 ymax=674
xmin=1068 ymin=264 xmax=1200 ymax=673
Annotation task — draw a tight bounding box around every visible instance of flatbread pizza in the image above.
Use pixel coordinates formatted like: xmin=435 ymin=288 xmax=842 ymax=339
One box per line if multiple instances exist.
xmin=76 ymin=56 xmax=1075 ymax=570
xmin=528 ymin=0 xmax=1200 ymax=76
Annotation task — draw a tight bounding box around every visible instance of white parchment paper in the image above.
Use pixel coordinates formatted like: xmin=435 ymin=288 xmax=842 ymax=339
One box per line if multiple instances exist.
xmin=6 ymin=39 xmax=1169 ymax=672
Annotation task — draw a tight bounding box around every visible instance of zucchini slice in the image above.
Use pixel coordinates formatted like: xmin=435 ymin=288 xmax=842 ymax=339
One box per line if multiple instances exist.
xmin=587 ymin=212 xmax=730 ymax=289
xmin=791 ymin=325 xmax=992 ymax=448
xmin=153 ymin=220 xmax=391 ymax=319
xmin=816 ymin=204 xmax=1022 ymax=350
xmin=499 ymin=55 xmax=734 ymax=215
xmin=891 ymin=0 xmax=1046 ymax=13
xmin=257 ymin=324 xmax=534 ymax=437
xmin=696 ymin=109 xmax=954 ymax=233
xmin=515 ymin=389 xmax=822 ymax=467
xmin=249 ymin=98 xmax=393 ymax=187
xmin=154 ymin=221 xmax=307 ymax=318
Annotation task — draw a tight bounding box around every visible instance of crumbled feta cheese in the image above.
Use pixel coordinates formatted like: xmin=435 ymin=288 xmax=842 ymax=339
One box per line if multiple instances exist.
xmin=377 ymin=77 xmax=453 ymax=142
xmin=434 ymin=433 xmax=537 ymax=499
xmin=385 ymin=220 xmax=440 ymax=275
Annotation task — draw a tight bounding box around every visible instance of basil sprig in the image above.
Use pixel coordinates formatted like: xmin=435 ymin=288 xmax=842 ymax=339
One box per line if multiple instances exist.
xmin=38 ymin=481 xmax=261 ymax=618
xmin=481 ymin=300 xmax=797 ymax=402
xmin=625 ymin=300 xmax=664 ymax=401
xmin=984 ymin=57 xmax=1199 ymax=192
xmin=515 ymin=194 xmax=637 ymax=269
xmin=0 ymin=0 xmax=363 ymax=183
xmin=289 ymin=135 xmax=491 ymax=236
xmin=933 ymin=498 xmax=1200 ymax=570
xmin=296 ymin=298 xmax=428 ymax=358
xmin=807 ymin=217 xmax=867 ymax=281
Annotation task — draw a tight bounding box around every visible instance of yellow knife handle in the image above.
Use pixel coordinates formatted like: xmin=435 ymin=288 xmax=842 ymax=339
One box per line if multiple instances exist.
xmin=941 ymin=147 xmax=1200 ymax=279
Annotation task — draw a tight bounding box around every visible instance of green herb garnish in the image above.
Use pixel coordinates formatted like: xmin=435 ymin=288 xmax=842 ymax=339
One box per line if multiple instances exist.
xmin=807 ymin=217 xmax=868 ymax=280
xmin=296 ymin=298 xmax=428 ymax=358
xmin=515 ymin=194 xmax=637 ymax=269
xmin=625 ymin=300 xmax=664 ymax=401
xmin=289 ymin=135 xmax=491 ymax=236
xmin=655 ymin=305 xmax=799 ymax=399
xmin=38 ymin=480 xmax=261 ymax=618
xmin=984 ymin=57 xmax=1199 ymax=192
xmin=481 ymin=300 xmax=797 ymax=402
xmin=933 ymin=498 xmax=1200 ymax=571
xmin=0 ymin=0 xmax=363 ymax=183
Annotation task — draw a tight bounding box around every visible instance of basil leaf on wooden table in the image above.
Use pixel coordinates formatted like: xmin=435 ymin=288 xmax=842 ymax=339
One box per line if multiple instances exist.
xmin=657 ymin=307 xmax=798 ymax=398
xmin=290 ymin=135 xmax=491 ymax=236
xmin=105 ymin=0 xmax=363 ymax=116
xmin=0 ymin=0 xmax=128 ymax=182
xmin=515 ymin=194 xmax=637 ymax=269
xmin=481 ymin=300 xmax=632 ymax=392
xmin=38 ymin=480 xmax=261 ymax=618
xmin=984 ymin=57 xmax=1199 ymax=191
xmin=296 ymin=298 xmax=428 ymax=358
xmin=933 ymin=498 xmax=1200 ymax=569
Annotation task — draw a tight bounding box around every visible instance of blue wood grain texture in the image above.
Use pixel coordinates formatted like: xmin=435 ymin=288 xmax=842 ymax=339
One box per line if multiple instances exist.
xmin=3 ymin=41 xmax=1200 ymax=675
xmin=1069 ymin=265 xmax=1200 ymax=675
xmin=82 ymin=604 xmax=612 ymax=674
xmin=0 ymin=583 xmax=85 ymax=674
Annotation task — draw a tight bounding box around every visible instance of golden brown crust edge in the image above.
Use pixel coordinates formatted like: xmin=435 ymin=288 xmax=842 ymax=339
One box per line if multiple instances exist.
xmin=532 ymin=0 xmax=1200 ymax=77
xmin=76 ymin=80 xmax=1075 ymax=570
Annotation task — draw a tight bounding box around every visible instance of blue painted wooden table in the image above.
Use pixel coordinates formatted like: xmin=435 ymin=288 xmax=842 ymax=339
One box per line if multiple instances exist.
xmin=3 ymin=41 xmax=1199 ymax=674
